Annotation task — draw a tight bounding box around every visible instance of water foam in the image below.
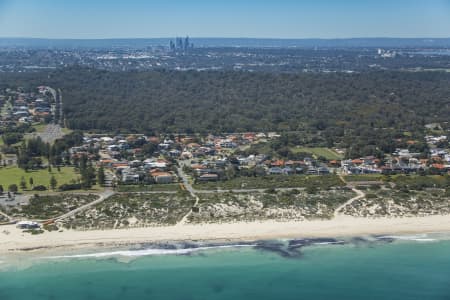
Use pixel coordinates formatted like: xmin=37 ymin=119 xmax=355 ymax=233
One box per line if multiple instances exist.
xmin=377 ymin=234 xmax=437 ymax=242
xmin=45 ymin=244 xmax=255 ymax=259
xmin=313 ymin=241 xmax=345 ymax=245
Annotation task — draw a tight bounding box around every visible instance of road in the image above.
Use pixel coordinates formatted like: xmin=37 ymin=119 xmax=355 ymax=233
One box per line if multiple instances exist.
xmin=57 ymin=88 xmax=64 ymax=126
xmin=99 ymin=150 xmax=117 ymax=187
xmin=176 ymin=164 xmax=199 ymax=225
xmin=55 ymin=188 xmax=116 ymax=221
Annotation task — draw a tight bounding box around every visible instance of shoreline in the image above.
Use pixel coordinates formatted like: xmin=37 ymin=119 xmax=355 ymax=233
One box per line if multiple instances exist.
xmin=1 ymin=215 xmax=450 ymax=255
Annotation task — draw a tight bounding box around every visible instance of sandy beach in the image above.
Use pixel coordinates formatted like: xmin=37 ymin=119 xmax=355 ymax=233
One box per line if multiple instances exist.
xmin=1 ymin=215 xmax=450 ymax=254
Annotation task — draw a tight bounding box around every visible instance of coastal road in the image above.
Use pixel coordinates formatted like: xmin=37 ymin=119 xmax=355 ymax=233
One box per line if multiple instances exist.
xmin=55 ymin=188 xmax=116 ymax=221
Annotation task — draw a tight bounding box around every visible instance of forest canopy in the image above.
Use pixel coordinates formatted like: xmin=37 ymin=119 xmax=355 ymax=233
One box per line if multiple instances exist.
xmin=1 ymin=68 xmax=449 ymax=155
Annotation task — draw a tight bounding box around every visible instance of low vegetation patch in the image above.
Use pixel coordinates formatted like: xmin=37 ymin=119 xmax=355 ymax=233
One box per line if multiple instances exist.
xmin=5 ymin=194 xmax=98 ymax=220
xmin=343 ymin=187 xmax=450 ymax=217
xmin=65 ymin=193 xmax=195 ymax=229
xmin=188 ymin=189 xmax=355 ymax=223
xmin=194 ymin=175 xmax=345 ymax=190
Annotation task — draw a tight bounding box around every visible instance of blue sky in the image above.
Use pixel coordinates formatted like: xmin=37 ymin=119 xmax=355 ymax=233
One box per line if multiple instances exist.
xmin=0 ymin=0 xmax=450 ymax=38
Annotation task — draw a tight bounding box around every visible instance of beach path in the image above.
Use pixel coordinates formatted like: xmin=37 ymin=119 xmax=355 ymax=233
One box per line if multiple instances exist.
xmin=333 ymin=175 xmax=366 ymax=218
xmin=54 ymin=188 xmax=116 ymax=221
xmin=176 ymin=164 xmax=199 ymax=226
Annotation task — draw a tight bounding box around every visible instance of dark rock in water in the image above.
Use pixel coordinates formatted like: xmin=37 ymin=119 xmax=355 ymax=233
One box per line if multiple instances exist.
xmin=157 ymin=243 xmax=179 ymax=250
xmin=179 ymin=242 xmax=201 ymax=249
xmin=288 ymin=238 xmax=343 ymax=250
xmin=373 ymin=235 xmax=395 ymax=243
xmin=288 ymin=239 xmax=308 ymax=246
xmin=130 ymin=242 xmax=178 ymax=251
xmin=254 ymin=241 xmax=303 ymax=258
xmin=350 ymin=237 xmax=369 ymax=244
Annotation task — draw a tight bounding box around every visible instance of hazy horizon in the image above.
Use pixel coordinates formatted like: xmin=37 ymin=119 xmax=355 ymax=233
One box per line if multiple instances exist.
xmin=1 ymin=36 xmax=450 ymax=40
xmin=1 ymin=0 xmax=450 ymax=39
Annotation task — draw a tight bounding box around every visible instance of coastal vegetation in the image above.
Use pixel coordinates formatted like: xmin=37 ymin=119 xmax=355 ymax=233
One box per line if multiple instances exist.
xmin=64 ymin=193 xmax=195 ymax=229
xmin=117 ymin=183 xmax=182 ymax=192
xmin=4 ymin=194 xmax=98 ymax=220
xmin=193 ymin=174 xmax=345 ymax=190
xmin=343 ymin=187 xmax=450 ymax=217
xmin=291 ymin=147 xmax=343 ymax=160
xmin=189 ymin=189 xmax=356 ymax=223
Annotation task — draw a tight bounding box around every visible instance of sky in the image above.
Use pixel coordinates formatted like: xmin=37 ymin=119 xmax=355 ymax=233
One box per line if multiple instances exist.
xmin=0 ymin=0 xmax=450 ymax=39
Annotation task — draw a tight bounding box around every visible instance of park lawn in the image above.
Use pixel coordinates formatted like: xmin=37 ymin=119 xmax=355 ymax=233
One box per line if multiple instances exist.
xmin=61 ymin=127 xmax=73 ymax=134
xmin=0 ymin=166 xmax=80 ymax=192
xmin=292 ymin=147 xmax=343 ymax=160
xmin=32 ymin=123 xmax=47 ymax=133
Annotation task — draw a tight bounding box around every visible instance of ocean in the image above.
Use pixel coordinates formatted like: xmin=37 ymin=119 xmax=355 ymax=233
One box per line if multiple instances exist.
xmin=1 ymin=235 xmax=450 ymax=300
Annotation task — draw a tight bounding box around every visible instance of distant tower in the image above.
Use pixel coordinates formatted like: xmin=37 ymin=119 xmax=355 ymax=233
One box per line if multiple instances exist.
xmin=176 ymin=37 xmax=183 ymax=50
xmin=184 ymin=36 xmax=190 ymax=52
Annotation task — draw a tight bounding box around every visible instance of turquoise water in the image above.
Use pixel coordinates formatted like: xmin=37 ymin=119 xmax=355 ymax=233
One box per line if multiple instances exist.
xmin=1 ymin=238 xmax=450 ymax=299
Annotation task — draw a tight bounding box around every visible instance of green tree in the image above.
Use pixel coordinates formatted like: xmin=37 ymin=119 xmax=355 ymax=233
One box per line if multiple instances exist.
xmin=20 ymin=176 xmax=27 ymax=190
xmin=0 ymin=185 xmax=3 ymax=194
xmin=8 ymin=184 xmax=18 ymax=193
xmin=97 ymin=166 xmax=106 ymax=186
xmin=50 ymin=176 xmax=57 ymax=190
xmin=29 ymin=177 xmax=34 ymax=188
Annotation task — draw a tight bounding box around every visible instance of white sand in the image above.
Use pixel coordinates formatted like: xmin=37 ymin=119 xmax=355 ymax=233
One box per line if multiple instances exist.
xmin=1 ymin=215 xmax=450 ymax=253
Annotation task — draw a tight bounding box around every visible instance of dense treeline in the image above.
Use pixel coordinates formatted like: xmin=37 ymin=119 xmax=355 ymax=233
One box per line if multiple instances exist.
xmin=1 ymin=68 xmax=449 ymax=156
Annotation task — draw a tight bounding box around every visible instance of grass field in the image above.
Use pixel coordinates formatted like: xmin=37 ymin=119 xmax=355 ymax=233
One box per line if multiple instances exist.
xmin=0 ymin=166 xmax=80 ymax=192
xmin=61 ymin=127 xmax=73 ymax=134
xmin=31 ymin=123 xmax=47 ymax=133
xmin=291 ymin=147 xmax=343 ymax=160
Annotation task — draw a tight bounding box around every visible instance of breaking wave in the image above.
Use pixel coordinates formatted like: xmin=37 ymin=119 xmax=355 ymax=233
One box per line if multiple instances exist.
xmin=45 ymin=244 xmax=255 ymax=259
